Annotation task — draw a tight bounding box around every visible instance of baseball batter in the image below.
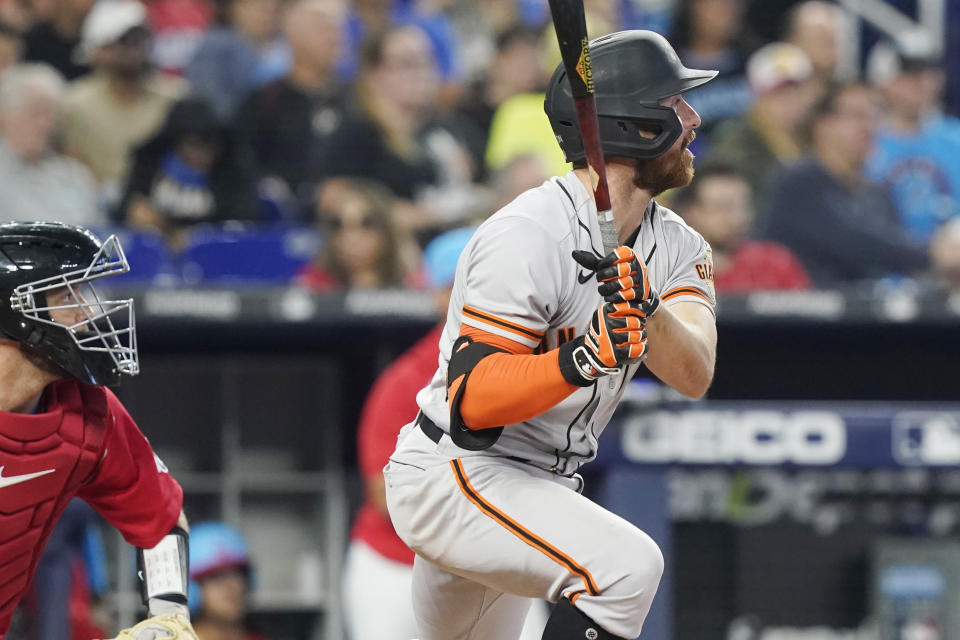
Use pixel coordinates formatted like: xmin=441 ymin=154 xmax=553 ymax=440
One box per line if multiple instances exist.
xmin=384 ymin=31 xmax=718 ymax=640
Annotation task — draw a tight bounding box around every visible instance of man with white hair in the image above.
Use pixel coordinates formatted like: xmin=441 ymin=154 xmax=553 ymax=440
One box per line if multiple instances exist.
xmin=57 ymin=0 xmax=182 ymax=206
xmin=0 ymin=63 xmax=102 ymax=226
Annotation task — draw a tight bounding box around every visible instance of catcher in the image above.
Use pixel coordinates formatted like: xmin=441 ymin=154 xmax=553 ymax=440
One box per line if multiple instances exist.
xmin=0 ymin=222 xmax=197 ymax=640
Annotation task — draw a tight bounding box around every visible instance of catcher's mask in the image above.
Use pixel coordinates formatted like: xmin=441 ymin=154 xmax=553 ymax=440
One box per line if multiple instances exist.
xmin=0 ymin=222 xmax=138 ymax=385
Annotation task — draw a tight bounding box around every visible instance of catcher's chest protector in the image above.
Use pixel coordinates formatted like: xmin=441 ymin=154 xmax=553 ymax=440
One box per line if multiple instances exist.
xmin=0 ymin=381 xmax=108 ymax=633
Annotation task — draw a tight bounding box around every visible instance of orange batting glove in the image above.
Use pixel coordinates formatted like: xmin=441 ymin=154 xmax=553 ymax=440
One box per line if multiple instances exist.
xmin=573 ymin=247 xmax=660 ymax=319
xmin=559 ymin=302 xmax=649 ymax=386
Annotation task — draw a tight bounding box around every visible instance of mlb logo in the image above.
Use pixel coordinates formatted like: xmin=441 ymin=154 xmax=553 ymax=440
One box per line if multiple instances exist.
xmin=893 ymin=413 xmax=960 ymax=465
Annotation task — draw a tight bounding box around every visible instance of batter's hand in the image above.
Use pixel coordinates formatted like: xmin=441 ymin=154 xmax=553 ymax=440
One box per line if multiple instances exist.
xmin=107 ymin=615 xmax=199 ymax=640
xmin=559 ymin=302 xmax=648 ymax=385
xmin=573 ymin=247 xmax=660 ymax=318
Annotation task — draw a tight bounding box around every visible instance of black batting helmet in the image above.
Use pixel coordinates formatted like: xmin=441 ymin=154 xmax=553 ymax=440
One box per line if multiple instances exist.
xmin=544 ymin=30 xmax=717 ymax=162
xmin=0 ymin=222 xmax=138 ymax=386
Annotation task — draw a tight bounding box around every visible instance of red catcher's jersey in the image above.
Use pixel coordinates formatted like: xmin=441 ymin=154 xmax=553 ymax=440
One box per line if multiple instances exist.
xmin=0 ymin=380 xmax=183 ymax=636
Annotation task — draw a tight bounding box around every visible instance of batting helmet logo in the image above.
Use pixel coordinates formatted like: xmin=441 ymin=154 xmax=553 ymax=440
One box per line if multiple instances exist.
xmin=585 ymin=629 xmax=599 ymax=640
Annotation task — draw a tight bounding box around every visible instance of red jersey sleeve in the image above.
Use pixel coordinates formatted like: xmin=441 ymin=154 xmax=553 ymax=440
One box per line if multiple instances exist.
xmin=77 ymin=390 xmax=183 ymax=548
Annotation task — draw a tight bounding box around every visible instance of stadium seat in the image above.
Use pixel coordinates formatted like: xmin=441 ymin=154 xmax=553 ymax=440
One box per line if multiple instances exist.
xmin=180 ymin=225 xmax=321 ymax=284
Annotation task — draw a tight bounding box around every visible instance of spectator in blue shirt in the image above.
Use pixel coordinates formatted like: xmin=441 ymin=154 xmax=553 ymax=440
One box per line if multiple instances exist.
xmin=866 ymin=35 xmax=960 ymax=244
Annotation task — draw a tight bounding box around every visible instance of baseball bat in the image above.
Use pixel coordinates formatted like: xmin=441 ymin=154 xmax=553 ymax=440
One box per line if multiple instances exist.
xmin=547 ymin=0 xmax=617 ymax=255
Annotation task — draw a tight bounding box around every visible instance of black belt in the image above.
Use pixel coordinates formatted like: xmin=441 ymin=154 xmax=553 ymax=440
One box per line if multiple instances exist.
xmin=416 ymin=412 xmax=445 ymax=444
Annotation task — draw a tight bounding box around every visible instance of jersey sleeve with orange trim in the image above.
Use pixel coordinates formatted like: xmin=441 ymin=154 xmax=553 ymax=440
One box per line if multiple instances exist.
xmin=459 ymin=216 xmax=564 ymax=350
xmin=658 ymin=215 xmax=717 ymax=313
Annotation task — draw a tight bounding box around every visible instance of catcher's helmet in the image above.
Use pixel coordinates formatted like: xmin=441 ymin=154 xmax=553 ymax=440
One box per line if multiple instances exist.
xmin=0 ymin=222 xmax=138 ymax=386
xmin=544 ymin=30 xmax=718 ymax=162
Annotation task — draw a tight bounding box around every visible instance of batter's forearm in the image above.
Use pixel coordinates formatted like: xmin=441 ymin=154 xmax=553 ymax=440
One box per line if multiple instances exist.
xmin=643 ymin=305 xmax=715 ymax=398
xmin=458 ymin=350 xmax=579 ymax=430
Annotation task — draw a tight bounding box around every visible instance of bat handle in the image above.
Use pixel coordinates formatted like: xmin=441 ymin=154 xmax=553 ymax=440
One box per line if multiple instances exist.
xmin=598 ymin=208 xmax=618 ymax=255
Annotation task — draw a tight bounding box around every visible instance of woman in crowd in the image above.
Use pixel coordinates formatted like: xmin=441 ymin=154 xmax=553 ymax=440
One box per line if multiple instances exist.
xmin=312 ymin=23 xmax=482 ymax=230
xmin=297 ymin=177 xmax=417 ymax=291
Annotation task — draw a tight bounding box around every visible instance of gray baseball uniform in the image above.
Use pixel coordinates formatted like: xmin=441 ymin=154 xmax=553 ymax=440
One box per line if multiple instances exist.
xmin=385 ymin=170 xmax=715 ymax=639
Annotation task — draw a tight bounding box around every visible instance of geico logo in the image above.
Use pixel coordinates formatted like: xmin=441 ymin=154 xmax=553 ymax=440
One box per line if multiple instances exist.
xmin=621 ymin=410 xmax=846 ymax=465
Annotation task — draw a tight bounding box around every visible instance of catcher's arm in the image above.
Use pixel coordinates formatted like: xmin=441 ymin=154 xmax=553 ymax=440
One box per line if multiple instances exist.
xmin=111 ymin=511 xmax=197 ymax=640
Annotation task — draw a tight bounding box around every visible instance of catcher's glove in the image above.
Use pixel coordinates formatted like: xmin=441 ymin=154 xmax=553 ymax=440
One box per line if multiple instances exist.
xmin=573 ymin=246 xmax=660 ymax=318
xmin=108 ymin=615 xmax=199 ymax=640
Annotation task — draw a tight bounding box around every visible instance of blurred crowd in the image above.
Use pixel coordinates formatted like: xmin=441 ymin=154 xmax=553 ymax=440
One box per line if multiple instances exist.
xmin=0 ymin=0 xmax=956 ymax=293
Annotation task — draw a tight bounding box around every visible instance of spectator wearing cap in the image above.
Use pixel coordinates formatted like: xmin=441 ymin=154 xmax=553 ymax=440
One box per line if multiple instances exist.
xmin=342 ymin=226 xmax=549 ymax=640
xmin=189 ymin=522 xmax=271 ymax=640
xmin=706 ymin=42 xmax=817 ymax=222
xmin=22 ymin=0 xmax=94 ymax=80
xmin=57 ymin=0 xmax=183 ymax=208
xmin=0 ymin=63 xmax=102 ymax=227
xmin=762 ymin=82 xmax=928 ymax=286
xmin=865 ymin=34 xmax=960 ymax=244
xmin=118 ymin=96 xmax=258 ymax=250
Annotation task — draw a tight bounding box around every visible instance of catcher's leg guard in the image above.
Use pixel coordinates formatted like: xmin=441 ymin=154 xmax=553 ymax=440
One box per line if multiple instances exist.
xmin=541 ymin=598 xmax=626 ymax=639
